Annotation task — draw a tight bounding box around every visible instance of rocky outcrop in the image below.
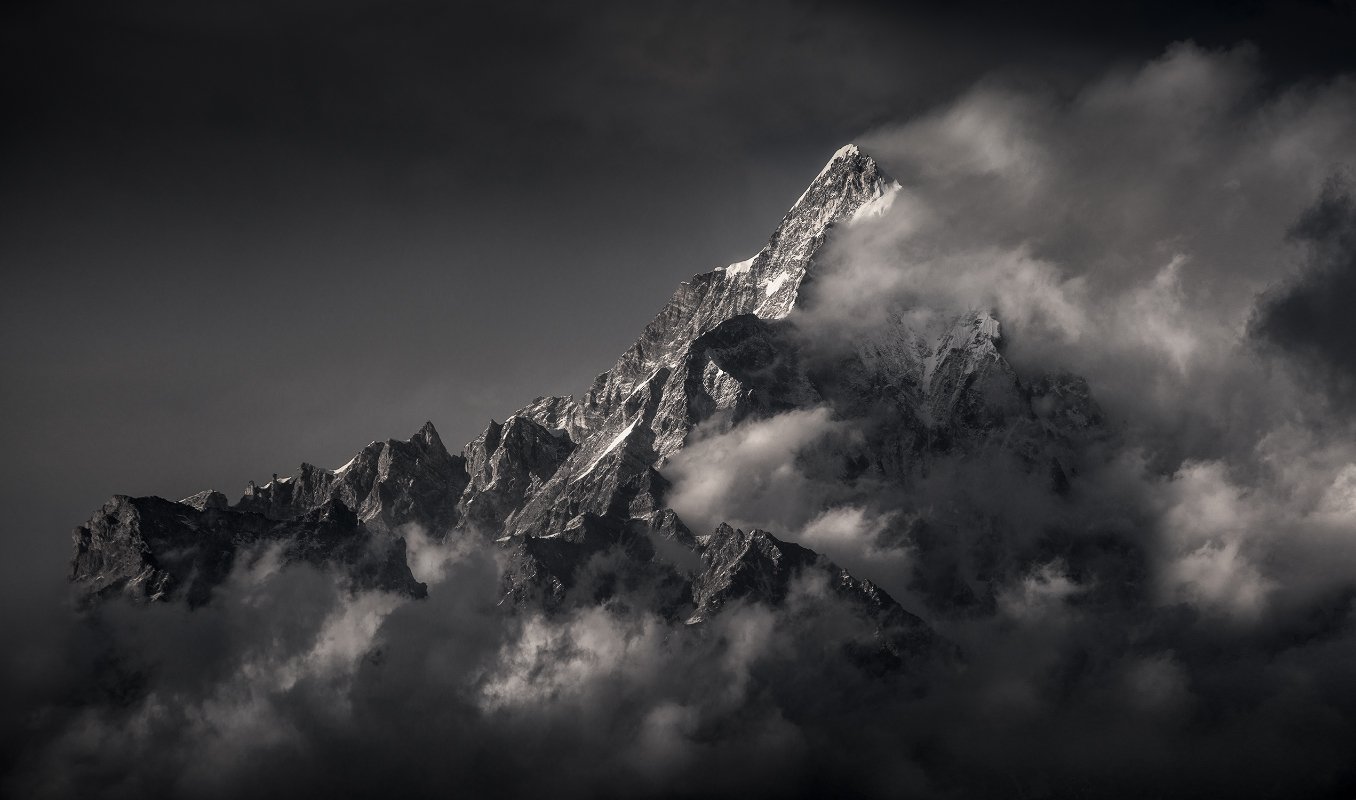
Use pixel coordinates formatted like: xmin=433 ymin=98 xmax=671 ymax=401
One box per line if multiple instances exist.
xmin=689 ymin=523 xmax=936 ymax=667
xmin=504 ymin=368 xmax=673 ymax=540
xmin=179 ymin=490 xmax=229 ymax=511
xmin=69 ymin=421 xmax=465 ymax=607
xmin=459 ymin=415 xmax=575 ymax=533
xmin=495 ymin=517 xmax=935 ymax=666
xmin=693 ymin=524 xmax=922 ymax=621
xmin=235 ymin=421 xmax=469 ymax=534
xmin=70 ymin=495 xmax=425 ymax=607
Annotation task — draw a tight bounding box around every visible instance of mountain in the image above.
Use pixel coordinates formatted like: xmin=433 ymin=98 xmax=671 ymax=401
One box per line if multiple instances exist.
xmin=69 ymin=144 xmax=1101 ymax=667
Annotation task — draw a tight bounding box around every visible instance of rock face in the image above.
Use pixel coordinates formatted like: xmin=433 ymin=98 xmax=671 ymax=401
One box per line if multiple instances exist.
xmin=691 ymin=523 xmax=935 ymax=664
xmin=459 ymin=415 xmax=575 ymax=533
xmin=71 ymin=495 xmax=425 ymax=607
xmin=493 ymin=146 xmax=902 ymax=546
xmin=70 ymin=143 xmax=1104 ymax=671
xmin=235 ymin=422 xmax=467 ymax=533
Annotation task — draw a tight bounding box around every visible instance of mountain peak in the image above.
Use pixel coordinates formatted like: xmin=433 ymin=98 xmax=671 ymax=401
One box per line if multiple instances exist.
xmin=791 ymin=142 xmax=893 ymax=214
xmin=750 ymin=143 xmax=895 ymax=317
xmin=413 ymin=420 xmax=443 ymax=449
xmin=565 ymin=142 xmax=904 ymax=444
xmin=834 ymin=142 xmax=862 ymax=159
xmin=821 ymin=142 xmax=878 ymax=177
xmin=805 ymin=142 xmax=886 ymax=187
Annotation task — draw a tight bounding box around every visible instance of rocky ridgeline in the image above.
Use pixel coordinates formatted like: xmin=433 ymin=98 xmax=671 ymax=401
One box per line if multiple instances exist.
xmin=71 ymin=495 xmax=424 ymax=607
xmin=70 ymin=144 xmax=1102 ymax=668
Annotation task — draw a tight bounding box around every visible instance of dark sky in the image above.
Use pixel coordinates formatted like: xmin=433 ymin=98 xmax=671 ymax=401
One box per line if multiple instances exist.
xmin=2 ymin=0 xmax=1354 ymax=615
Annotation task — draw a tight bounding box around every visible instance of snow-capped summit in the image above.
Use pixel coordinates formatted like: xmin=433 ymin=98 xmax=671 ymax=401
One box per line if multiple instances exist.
xmin=563 ymin=144 xmax=899 ymax=436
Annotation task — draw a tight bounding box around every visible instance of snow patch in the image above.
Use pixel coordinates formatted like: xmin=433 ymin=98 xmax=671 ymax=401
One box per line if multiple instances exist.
xmin=333 ymin=455 xmax=358 ymax=475
xmin=575 ymin=420 xmax=639 ymax=480
xmin=832 ymin=143 xmax=861 ymax=160
xmin=763 ymin=272 xmax=788 ymax=297
xmin=723 ymin=254 xmax=757 ymax=276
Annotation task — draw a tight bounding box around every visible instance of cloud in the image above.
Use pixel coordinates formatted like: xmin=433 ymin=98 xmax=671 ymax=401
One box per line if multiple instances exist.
xmin=997 ymin=560 xmax=1086 ymax=623
xmin=769 ymin=40 xmax=1356 ymax=624
xmin=799 ymin=505 xmax=908 ymax=568
xmin=1152 ymin=461 xmax=1277 ymax=620
xmin=663 ymin=407 xmax=852 ymax=534
xmin=796 ymin=42 xmax=1356 ymax=467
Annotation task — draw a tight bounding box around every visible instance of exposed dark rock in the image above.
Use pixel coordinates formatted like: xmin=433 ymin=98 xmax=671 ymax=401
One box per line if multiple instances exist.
xmin=497 ymin=513 xmax=634 ymax=609
xmin=459 ymin=415 xmax=575 ymax=533
xmin=179 ymin=490 xmax=229 ymax=511
xmin=691 ymin=523 xmax=936 ymax=662
xmin=234 ymin=421 xmax=469 ymax=534
xmin=71 ymin=495 xmax=425 ymax=607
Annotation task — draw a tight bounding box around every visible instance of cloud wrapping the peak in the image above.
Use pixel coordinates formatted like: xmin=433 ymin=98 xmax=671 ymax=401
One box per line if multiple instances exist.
xmin=767 ymin=44 xmax=1356 ymax=631
xmin=817 ymin=46 xmax=1356 ymax=448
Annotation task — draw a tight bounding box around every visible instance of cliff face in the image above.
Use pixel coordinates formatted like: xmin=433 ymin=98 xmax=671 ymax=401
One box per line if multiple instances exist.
xmin=70 ymin=495 xmax=424 ymax=607
xmin=233 ymin=421 xmax=468 ymax=533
